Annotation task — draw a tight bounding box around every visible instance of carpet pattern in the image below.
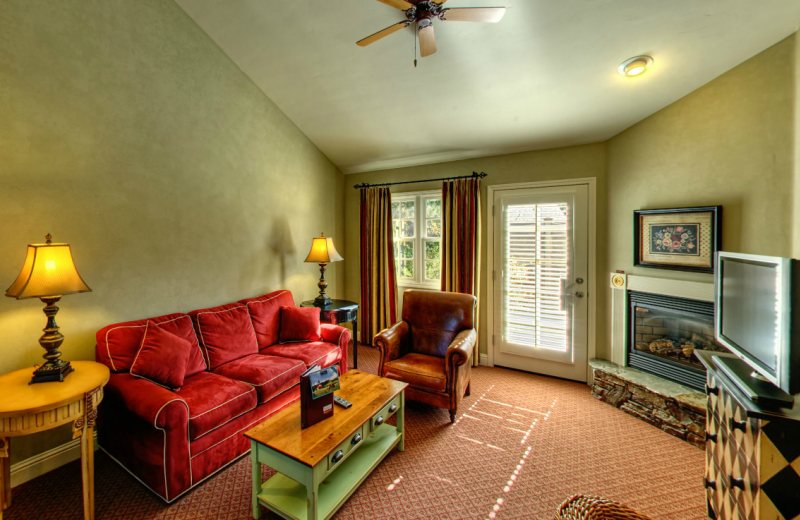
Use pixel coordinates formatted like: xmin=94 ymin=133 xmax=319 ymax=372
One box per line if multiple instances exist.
xmin=6 ymin=344 xmax=707 ymax=519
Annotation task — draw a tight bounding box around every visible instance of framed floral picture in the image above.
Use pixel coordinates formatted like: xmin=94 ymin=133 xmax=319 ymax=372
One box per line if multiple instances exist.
xmin=633 ymin=206 xmax=722 ymax=273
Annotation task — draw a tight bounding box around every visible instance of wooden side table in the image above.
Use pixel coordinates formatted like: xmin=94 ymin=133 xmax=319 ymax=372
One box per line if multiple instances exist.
xmin=0 ymin=361 xmax=110 ymax=520
xmin=300 ymin=300 xmax=359 ymax=369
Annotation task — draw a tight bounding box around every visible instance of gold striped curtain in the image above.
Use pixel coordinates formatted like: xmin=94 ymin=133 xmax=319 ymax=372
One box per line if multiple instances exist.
xmin=360 ymin=187 xmax=399 ymax=345
xmin=441 ymin=178 xmax=481 ymax=366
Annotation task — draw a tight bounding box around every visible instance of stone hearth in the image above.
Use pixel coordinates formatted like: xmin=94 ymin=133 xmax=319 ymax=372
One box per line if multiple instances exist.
xmin=589 ymin=359 xmax=706 ymax=449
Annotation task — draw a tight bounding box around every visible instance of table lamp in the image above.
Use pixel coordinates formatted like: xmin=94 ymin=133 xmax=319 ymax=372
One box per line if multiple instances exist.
xmin=5 ymin=234 xmax=92 ymax=384
xmin=304 ymin=232 xmax=343 ymax=307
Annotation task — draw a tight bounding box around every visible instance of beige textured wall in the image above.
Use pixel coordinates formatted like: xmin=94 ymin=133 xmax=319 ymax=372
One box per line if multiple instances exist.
xmin=606 ymin=35 xmax=795 ymax=282
xmin=0 ymin=0 xmax=343 ymax=462
xmin=344 ymin=144 xmax=608 ymax=358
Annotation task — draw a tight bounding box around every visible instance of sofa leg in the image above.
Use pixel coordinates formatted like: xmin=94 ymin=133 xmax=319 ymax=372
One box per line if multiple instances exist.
xmin=465 ymin=383 xmax=471 ymax=397
xmin=449 ymin=410 xmax=456 ymax=423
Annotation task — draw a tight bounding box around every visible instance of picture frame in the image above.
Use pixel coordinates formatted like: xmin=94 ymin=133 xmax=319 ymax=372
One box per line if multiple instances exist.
xmin=633 ymin=206 xmax=722 ymax=273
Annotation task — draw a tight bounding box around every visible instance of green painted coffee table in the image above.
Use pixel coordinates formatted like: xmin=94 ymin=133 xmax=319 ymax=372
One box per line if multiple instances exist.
xmin=245 ymin=370 xmax=407 ymax=520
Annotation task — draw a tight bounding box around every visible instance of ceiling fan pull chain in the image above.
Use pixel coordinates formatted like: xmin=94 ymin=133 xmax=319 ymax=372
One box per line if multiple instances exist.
xmin=414 ymin=22 xmax=417 ymax=68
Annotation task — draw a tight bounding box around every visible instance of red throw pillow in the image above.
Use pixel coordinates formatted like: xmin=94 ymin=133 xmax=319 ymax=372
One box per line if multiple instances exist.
xmin=130 ymin=320 xmax=192 ymax=390
xmin=279 ymin=306 xmax=322 ymax=343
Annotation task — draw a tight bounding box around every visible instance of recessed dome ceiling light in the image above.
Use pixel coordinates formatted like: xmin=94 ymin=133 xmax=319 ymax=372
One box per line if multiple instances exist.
xmin=618 ymin=55 xmax=654 ymax=77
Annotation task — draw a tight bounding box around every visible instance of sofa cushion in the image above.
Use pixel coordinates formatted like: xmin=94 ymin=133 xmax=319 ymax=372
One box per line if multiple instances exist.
xmin=130 ymin=321 xmax=192 ymax=390
xmin=382 ymin=353 xmax=447 ymax=393
xmin=261 ymin=341 xmax=342 ymax=370
xmin=189 ymin=303 xmax=258 ymax=370
xmin=279 ymin=306 xmax=322 ymax=344
xmin=175 ymin=372 xmax=257 ymax=441
xmin=212 ymin=354 xmax=305 ymax=404
xmin=239 ymin=290 xmax=295 ymax=349
xmin=96 ymin=313 xmax=206 ymax=376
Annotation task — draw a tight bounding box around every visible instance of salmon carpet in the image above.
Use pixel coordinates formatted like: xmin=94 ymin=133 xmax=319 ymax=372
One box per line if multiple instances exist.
xmin=6 ymin=344 xmax=706 ymax=519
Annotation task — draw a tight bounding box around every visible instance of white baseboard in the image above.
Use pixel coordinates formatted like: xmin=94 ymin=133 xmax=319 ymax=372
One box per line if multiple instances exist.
xmin=480 ymin=353 xmax=489 ymax=366
xmin=10 ymin=432 xmax=99 ymax=487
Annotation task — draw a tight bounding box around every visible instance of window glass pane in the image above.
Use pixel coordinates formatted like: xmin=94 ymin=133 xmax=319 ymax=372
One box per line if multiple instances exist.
xmin=425 ymin=260 xmax=440 ymax=280
xmin=400 ymin=201 xmax=415 ymax=219
xmin=398 ymin=241 xmax=413 ymax=259
xmin=393 ymin=220 xmax=401 ymax=238
xmin=402 ymin=220 xmax=415 ymax=238
xmin=425 ymin=241 xmax=439 ymax=260
xmin=399 ymin=260 xmax=414 ymax=278
xmin=426 ymin=219 xmax=441 ymax=238
xmin=392 ymin=202 xmax=400 ymax=219
xmin=426 ymin=199 xmax=441 ymax=218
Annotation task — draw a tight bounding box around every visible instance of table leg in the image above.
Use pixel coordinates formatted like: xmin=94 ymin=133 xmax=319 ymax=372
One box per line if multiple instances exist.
xmin=397 ymin=392 xmax=405 ymax=452
xmin=306 ymin=480 xmax=319 ymax=520
xmin=251 ymin=440 xmax=262 ymax=519
xmin=352 ymin=318 xmax=358 ymax=369
xmin=0 ymin=437 xmax=10 ymax=514
xmin=80 ymin=426 xmax=95 ymax=520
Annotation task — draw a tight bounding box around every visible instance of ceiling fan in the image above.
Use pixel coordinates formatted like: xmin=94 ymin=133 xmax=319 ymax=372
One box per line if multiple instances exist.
xmin=356 ymin=0 xmax=506 ymax=58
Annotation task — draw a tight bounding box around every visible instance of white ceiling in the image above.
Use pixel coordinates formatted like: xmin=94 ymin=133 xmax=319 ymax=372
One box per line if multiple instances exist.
xmin=175 ymin=0 xmax=800 ymax=174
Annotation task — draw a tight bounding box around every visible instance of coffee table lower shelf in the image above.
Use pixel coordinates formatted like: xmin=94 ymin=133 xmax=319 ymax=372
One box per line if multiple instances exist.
xmin=254 ymin=424 xmax=402 ymax=520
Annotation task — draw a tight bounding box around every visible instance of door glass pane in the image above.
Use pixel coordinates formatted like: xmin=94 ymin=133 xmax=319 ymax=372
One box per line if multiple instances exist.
xmin=426 ymin=199 xmax=441 ymax=218
xmin=426 ymin=219 xmax=441 ymax=238
xmin=505 ymin=203 xmax=569 ymax=351
xmin=425 ymin=260 xmax=440 ymax=280
xmin=425 ymin=241 xmax=439 ymax=260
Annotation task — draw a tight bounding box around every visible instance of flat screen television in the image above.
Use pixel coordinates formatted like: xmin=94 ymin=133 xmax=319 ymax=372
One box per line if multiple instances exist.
xmin=714 ymin=251 xmax=800 ymax=402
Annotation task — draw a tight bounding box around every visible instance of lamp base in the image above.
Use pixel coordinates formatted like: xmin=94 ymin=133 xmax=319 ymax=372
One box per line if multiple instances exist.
xmin=313 ymin=295 xmax=332 ymax=308
xmin=29 ymin=359 xmax=73 ymax=385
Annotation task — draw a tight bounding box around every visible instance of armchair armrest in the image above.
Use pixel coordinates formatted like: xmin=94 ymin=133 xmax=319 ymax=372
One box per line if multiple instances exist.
xmin=374 ymin=320 xmax=410 ymax=371
xmin=104 ymin=373 xmax=188 ymax=429
xmin=320 ymin=323 xmax=351 ymax=374
xmin=446 ymin=329 xmax=477 ymax=374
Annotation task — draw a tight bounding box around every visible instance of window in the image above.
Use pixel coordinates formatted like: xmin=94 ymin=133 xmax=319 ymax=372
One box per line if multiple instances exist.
xmin=392 ymin=191 xmax=442 ymax=288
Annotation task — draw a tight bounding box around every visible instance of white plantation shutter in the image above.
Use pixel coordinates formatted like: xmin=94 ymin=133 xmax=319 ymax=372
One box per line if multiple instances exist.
xmin=504 ymin=203 xmax=569 ymax=351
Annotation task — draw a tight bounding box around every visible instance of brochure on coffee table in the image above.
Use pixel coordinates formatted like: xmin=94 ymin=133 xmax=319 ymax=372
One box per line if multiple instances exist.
xmin=308 ymin=366 xmax=340 ymax=399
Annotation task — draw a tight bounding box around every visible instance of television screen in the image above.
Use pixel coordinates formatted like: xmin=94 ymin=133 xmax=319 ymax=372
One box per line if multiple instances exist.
xmin=718 ymin=257 xmax=780 ymax=375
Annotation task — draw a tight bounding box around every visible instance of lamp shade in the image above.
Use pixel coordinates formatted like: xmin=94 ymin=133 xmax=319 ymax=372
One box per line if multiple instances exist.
xmin=5 ymin=237 xmax=92 ymax=300
xmin=304 ymin=233 xmax=343 ymax=264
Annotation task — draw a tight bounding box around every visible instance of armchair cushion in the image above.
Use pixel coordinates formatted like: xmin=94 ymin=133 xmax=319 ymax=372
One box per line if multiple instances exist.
xmin=261 ymin=340 xmax=343 ymax=370
xmin=130 ymin=321 xmax=192 ymax=390
xmin=383 ymin=353 xmax=447 ymax=393
xmin=175 ymin=372 xmax=257 ymax=440
xmin=239 ymin=290 xmax=295 ymax=349
xmin=279 ymin=306 xmax=322 ymax=343
xmin=212 ymin=354 xmax=305 ymax=404
xmin=96 ymin=313 xmax=206 ymax=376
xmin=189 ymin=303 xmax=259 ymax=370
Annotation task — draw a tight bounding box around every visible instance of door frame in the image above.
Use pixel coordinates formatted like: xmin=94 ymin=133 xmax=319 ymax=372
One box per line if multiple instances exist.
xmin=485 ymin=177 xmax=597 ymax=383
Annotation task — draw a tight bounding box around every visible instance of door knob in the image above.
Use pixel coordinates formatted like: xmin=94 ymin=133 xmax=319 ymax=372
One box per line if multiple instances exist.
xmin=574 ymin=291 xmax=584 ymax=298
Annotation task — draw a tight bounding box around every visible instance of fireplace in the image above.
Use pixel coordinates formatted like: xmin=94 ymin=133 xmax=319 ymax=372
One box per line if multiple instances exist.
xmin=628 ymin=291 xmax=730 ymax=391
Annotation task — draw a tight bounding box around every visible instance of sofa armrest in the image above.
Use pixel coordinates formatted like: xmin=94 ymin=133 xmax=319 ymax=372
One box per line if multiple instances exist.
xmin=374 ymin=320 xmax=410 ymax=373
xmin=320 ymin=323 xmax=351 ymax=374
xmin=104 ymin=373 xmax=188 ymax=429
xmin=446 ymin=329 xmax=477 ymax=374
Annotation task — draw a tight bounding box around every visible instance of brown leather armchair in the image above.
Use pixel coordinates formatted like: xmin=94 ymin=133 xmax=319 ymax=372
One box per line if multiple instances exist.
xmin=374 ymin=290 xmax=477 ymax=423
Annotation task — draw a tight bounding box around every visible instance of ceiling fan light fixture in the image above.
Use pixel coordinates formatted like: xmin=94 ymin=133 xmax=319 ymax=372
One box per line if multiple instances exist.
xmin=618 ymin=55 xmax=653 ymax=77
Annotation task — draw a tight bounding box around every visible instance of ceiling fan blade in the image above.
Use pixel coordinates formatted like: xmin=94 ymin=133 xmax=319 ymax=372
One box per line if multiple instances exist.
xmin=432 ymin=0 xmax=448 ymax=3
xmin=440 ymin=7 xmax=506 ymax=22
xmin=418 ymin=24 xmax=436 ymax=57
xmin=357 ymin=21 xmax=411 ymax=47
xmin=374 ymin=0 xmax=415 ymax=10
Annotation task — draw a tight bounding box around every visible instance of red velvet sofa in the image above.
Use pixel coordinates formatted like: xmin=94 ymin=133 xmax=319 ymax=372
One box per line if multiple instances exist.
xmin=94 ymin=290 xmax=349 ymax=502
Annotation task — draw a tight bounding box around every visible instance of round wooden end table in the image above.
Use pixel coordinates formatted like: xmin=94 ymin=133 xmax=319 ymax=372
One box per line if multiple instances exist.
xmin=0 ymin=360 xmax=110 ymax=520
xmin=300 ymin=300 xmax=359 ymax=369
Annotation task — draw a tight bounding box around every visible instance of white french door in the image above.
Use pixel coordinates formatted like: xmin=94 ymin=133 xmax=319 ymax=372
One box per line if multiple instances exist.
xmin=492 ymin=184 xmax=589 ymax=382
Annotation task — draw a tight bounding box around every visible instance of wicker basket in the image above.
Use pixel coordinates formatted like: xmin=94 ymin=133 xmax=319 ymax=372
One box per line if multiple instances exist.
xmin=554 ymin=494 xmax=654 ymax=520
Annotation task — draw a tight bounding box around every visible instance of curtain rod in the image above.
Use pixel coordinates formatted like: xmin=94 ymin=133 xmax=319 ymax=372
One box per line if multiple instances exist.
xmin=353 ymin=171 xmax=487 ymax=189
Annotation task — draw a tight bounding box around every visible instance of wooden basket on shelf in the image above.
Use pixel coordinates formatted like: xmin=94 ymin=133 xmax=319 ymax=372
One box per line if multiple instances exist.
xmin=555 ymin=494 xmax=654 ymax=520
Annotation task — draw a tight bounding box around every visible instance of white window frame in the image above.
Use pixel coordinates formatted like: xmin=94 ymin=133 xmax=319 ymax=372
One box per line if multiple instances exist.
xmin=392 ymin=189 xmax=442 ymax=290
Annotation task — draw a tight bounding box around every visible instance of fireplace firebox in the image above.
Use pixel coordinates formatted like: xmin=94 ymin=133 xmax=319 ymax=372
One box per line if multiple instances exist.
xmin=628 ymin=291 xmax=730 ymax=391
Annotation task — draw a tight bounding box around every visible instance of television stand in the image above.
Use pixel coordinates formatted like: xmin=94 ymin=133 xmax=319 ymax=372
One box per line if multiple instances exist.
xmin=712 ymin=356 xmax=794 ymax=408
